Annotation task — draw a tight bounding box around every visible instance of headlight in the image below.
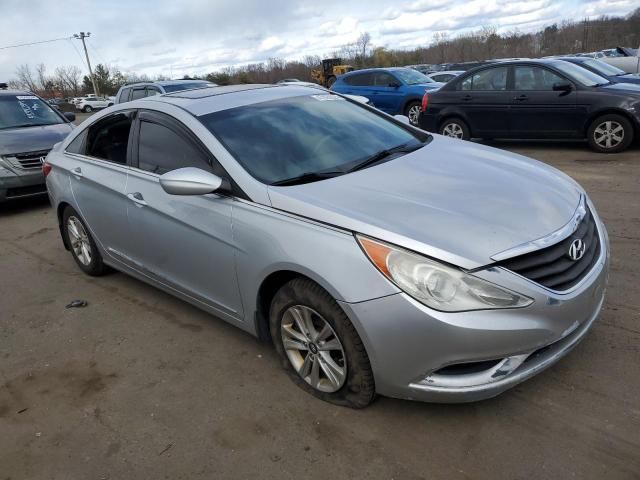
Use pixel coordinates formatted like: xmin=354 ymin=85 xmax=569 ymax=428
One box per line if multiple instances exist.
xmin=357 ymin=236 xmax=533 ymax=312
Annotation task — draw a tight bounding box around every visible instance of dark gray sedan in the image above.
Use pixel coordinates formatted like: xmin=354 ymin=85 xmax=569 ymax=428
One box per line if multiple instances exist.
xmin=0 ymin=88 xmax=75 ymax=201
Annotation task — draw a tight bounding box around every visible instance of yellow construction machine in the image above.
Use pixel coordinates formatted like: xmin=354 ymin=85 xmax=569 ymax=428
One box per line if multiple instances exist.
xmin=311 ymin=58 xmax=354 ymax=87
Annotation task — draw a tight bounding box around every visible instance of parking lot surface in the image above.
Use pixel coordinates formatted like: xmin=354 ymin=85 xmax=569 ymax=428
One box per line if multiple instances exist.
xmin=1 ymin=141 xmax=639 ymax=479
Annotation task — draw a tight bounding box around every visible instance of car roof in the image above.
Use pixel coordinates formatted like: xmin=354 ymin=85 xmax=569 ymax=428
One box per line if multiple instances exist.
xmin=342 ymin=66 xmax=415 ymax=76
xmin=119 ymin=79 xmax=212 ymax=89
xmin=139 ymin=84 xmax=335 ymax=116
xmin=0 ymin=89 xmax=33 ymax=96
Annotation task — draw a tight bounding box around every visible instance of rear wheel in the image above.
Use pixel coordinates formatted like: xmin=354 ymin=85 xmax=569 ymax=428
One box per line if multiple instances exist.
xmin=439 ymin=118 xmax=470 ymax=140
xmin=587 ymin=114 xmax=633 ymax=153
xmin=326 ymin=76 xmax=337 ymax=88
xmin=62 ymin=206 xmax=106 ymax=276
xmin=83 ymin=105 xmax=92 ymax=113
xmin=269 ymin=278 xmax=375 ymax=408
xmin=405 ymin=101 xmax=422 ymax=126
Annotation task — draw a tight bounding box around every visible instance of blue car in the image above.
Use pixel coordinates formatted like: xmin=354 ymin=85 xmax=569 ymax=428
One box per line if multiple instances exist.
xmin=331 ymin=67 xmax=444 ymax=125
xmin=558 ymin=57 xmax=640 ymax=85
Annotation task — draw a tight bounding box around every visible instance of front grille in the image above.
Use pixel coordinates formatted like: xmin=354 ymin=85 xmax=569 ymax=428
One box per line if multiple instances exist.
xmin=7 ymin=150 xmax=50 ymax=170
xmin=498 ymin=207 xmax=601 ymax=291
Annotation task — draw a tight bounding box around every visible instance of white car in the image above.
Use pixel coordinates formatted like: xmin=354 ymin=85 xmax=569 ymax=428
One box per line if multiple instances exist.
xmin=599 ymin=47 xmax=640 ymax=74
xmin=76 ymin=96 xmax=113 ymax=112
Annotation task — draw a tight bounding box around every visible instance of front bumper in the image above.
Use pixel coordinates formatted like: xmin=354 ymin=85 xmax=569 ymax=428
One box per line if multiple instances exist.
xmin=339 ymin=218 xmax=609 ymax=403
xmin=0 ymin=168 xmax=46 ymax=202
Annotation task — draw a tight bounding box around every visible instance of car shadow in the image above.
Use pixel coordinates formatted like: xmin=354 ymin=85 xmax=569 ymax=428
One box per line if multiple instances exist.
xmin=0 ymin=195 xmax=50 ymax=217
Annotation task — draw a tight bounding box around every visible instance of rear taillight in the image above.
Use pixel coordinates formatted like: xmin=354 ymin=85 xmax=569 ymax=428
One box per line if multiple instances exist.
xmin=42 ymin=161 xmax=52 ymax=177
xmin=421 ymin=93 xmax=429 ymax=112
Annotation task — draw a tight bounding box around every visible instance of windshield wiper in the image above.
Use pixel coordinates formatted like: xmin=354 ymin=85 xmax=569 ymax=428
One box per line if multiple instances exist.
xmin=346 ymin=142 xmax=424 ymax=173
xmin=271 ymin=169 xmax=344 ymax=186
xmin=0 ymin=122 xmax=57 ymax=130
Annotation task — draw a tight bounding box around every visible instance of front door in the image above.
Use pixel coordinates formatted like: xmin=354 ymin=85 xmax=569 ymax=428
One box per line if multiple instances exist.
xmin=370 ymin=72 xmax=405 ymax=114
xmin=509 ymin=65 xmax=580 ymax=138
xmin=124 ymin=111 xmax=243 ymax=319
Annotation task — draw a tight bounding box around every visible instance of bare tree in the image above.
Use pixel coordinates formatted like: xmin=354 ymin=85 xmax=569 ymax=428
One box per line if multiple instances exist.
xmin=15 ymin=64 xmax=38 ymax=92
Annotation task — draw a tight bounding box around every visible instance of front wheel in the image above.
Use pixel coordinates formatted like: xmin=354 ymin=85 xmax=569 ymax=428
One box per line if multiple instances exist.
xmin=326 ymin=76 xmax=336 ymax=88
xmin=270 ymin=278 xmax=375 ymax=408
xmin=405 ymin=101 xmax=422 ymax=126
xmin=587 ymin=114 xmax=633 ymax=153
xmin=439 ymin=118 xmax=470 ymax=140
xmin=83 ymin=105 xmax=92 ymax=113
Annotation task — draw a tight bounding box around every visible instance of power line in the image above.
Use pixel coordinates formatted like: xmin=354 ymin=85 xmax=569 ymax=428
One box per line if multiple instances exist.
xmin=0 ymin=36 xmax=72 ymax=51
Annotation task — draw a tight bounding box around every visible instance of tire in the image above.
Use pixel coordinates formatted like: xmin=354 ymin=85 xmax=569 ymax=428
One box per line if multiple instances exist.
xmin=107 ymin=103 xmax=113 ymax=107
xmin=587 ymin=114 xmax=633 ymax=153
xmin=404 ymin=100 xmax=422 ymax=126
xmin=439 ymin=117 xmax=470 ymax=140
xmin=269 ymin=278 xmax=375 ymax=408
xmin=326 ymin=76 xmax=337 ymax=88
xmin=83 ymin=105 xmax=92 ymax=113
xmin=62 ymin=206 xmax=106 ymax=276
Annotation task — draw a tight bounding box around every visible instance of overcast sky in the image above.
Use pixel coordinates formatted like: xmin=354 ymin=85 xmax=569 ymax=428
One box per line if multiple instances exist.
xmin=0 ymin=0 xmax=637 ymax=81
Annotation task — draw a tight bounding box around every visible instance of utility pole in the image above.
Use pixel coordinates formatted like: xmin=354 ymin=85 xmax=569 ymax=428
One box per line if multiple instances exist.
xmin=73 ymin=32 xmax=98 ymax=97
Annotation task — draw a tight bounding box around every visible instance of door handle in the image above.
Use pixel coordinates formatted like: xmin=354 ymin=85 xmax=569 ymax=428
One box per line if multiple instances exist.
xmin=127 ymin=192 xmax=147 ymax=207
xmin=71 ymin=167 xmax=83 ymax=178
xmin=514 ymin=94 xmax=528 ymax=102
xmin=462 ymin=94 xmax=472 ymax=101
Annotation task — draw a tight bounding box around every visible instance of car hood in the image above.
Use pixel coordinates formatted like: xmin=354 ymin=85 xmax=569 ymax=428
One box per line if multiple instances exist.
xmin=0 ymin=123 xmax=74 ymax=156
xmin=267 ymin=135 xmax=582 ymax=269
xmin=599 ymin=82 xmax=640 ymax=94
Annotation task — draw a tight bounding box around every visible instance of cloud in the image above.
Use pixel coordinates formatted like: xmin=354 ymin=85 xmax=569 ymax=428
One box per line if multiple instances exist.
xmin=0 ymin=0 xmax=635 ymax=80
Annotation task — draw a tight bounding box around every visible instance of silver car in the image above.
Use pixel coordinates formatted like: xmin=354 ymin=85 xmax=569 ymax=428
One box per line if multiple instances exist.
xmin=44 ymin=85 xmax=609 ymax=407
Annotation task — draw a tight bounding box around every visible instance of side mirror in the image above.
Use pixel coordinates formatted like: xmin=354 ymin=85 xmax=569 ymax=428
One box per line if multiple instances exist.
xmin=159 ymin=167 xmax=223 ymax=195
xmin=64 ymin=112 xmax=76 ymax=122
xmin=394 ymin=115 xmax=411 ymax=125
xmin=552 ymin=82 xmax=573 ymax=92
xmin=389 ymin=82 xmax=401 ymax=88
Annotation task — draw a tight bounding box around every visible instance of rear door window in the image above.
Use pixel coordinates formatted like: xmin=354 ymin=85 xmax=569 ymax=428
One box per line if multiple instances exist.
xmin=345 ymin=73 xmax=374 ymax=86
xmin=461 ymin=67 xmax=508 ymax=91
xmin=131 ymin=88 xmax=146 ymax=100
xmin=118 ymin=87 xmax=131 ymax=102
xmin=83 ymin=112 xmax=134 ymax=164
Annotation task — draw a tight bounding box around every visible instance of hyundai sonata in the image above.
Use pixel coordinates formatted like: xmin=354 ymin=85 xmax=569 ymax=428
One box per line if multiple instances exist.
xmin=45 ymin=84 xmax=609 ymax=407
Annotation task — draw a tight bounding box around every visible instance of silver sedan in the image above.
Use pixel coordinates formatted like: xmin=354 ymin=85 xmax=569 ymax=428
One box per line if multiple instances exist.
xmin=45 ymin=84 xmax=609 ymax=407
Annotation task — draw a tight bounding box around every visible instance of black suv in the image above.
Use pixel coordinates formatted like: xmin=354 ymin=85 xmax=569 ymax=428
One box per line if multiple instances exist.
xmin=418 ymin=59 xmax=640 ymax=153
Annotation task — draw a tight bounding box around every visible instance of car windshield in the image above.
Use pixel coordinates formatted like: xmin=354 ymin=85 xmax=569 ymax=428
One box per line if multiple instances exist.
xmin=0 ymin=94 xmax=64 ymax=130
xmin=552 ymin=61 xmax=610 ymax=86
xmin=394 ymin=69 xmax=434 ymax=85
xmin=199 ymin=94 xmax=424 ymax=185
xmin=582 ymin=59 xmax=626 ymax=76
xmin=162 ymin=82 xmax=213 ymax=92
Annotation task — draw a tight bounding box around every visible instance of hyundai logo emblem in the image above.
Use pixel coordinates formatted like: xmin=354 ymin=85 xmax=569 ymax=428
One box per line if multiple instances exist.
xmin=568 ymin=238 xmax=586 ymax=261
xmin=39 ymin=156 xmax=46 ymax=164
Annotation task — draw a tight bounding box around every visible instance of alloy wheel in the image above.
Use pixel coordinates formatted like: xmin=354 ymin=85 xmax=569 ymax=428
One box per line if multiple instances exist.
xmin=280 ymin=305 xmax=347 ymax=393
xmin=593 ymin=120 xmax=624 ymax=150
xmin=442 ymin=123 xmax=464 ymax=138
xmin=67 ymin=216 xmax=92 ymax=266
xmin=408 ymin=105 xmax=421 ymax=125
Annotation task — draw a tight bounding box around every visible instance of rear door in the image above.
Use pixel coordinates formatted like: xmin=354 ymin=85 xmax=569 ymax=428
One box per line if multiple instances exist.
xmin=509 ymin=65 xmax=580 ymax=138
xmin=124 ymin=110 xmax=243 ymax=318
xmin=455 ymin=66 xmax=511 ymax=137
xmin=335 ymin=72 xmax=376 ymax=102
xmin=65 ymin=111 xmax=134 ymax=259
